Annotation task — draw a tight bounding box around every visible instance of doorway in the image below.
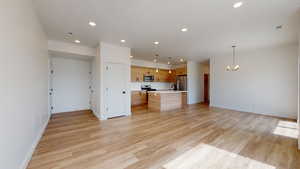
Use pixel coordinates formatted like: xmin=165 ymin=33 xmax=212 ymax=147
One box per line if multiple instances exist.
xmin=50 ymin=56 xmax=92 ymax=114
xmin=204 ymin=74 xmax=210 ymax=104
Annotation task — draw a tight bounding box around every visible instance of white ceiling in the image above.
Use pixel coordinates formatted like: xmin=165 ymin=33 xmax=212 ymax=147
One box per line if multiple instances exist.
xmin=34 ymin=0 xmax=300 ymax=63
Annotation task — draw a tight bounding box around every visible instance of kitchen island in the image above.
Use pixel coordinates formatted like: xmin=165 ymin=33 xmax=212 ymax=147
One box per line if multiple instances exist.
xmin=148 ymin=91 xmax=188 ymax=111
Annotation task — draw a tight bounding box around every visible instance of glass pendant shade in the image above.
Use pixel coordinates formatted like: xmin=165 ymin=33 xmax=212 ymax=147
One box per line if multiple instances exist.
xmin=156 ymin=68 xmax=159 ymax=73
xmin=233 ymin=65 xmax=240 ymax=71
xmin=226 ymin=65 xmax=232 ymax=71
xmin=168 ymin=70 xmax=172 ymax=74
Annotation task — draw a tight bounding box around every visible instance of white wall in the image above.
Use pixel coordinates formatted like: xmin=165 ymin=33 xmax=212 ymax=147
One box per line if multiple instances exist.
xmin=0 ymin=0 xmax=49 ymax=169
xmin=172 ymin=63 xmax=187 ymax=69
xmin=187 ymin=61 xmax=204 ymax=104
xmin=48 ymin=40 xmax=97 ymax=57
xmin=298 ymin=33 xmax=300 ymax=149
xmin=92 ymin=42 xmax=131 ymax=120
xmin=51 ymin=56 xmax=92 ymax=113
xmin=131 ymin=59 xmax=171 ymax=69
xmin=91 ymin=47 xmax=101 ymax=118
xmin=211 ymin=44 xmax=298 ymax=119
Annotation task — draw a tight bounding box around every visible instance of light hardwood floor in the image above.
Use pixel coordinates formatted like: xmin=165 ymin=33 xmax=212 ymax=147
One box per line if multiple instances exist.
xmin=27 ymin=104 xmax=300 ymax=169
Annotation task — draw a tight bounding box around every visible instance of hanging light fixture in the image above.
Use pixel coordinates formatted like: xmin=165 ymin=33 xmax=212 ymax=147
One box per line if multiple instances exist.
xmin=155 ymin=54 xmax=159 ymax=73
xmin=168 ymin=57 xmax=172 ymax=74
xmin=226 ymin=45 xmax=240 ymax=71
xmin=153 ymin=41 xmax=160 ymax=73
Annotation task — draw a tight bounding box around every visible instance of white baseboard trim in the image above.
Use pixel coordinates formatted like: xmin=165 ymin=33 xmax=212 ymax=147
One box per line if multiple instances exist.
xmin=92 ymin=110 xmax=102 ymax=120
xmin=188 ymin=102 xmax=202 ymax=105
xmin=21 ymin=114 xmax=50 ymax=169
xmin=100 ymin=113 xmax=108 ymax=120
xmin=210 ymin=104 xmax=297 ymax=120
xmin=299 ymin=126 xmax=300 ymax=150
xmin=98 ymin=112 xmax=131 ymax=121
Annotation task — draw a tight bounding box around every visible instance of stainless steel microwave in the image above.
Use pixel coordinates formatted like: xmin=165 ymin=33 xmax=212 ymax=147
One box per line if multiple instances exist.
xmin=143 ymin=75 xmax=154 ymax=82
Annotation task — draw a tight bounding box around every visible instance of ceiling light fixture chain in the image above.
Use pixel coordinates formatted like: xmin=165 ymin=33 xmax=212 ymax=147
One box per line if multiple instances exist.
xmin=233 ymin=45 xmax=236 ymax=66
xmin=155 ymin=54 xmax=159 ymax=73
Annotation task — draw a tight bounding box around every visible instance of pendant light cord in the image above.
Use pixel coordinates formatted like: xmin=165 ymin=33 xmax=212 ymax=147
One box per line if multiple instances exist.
xmin=232 ymin=46 xmax=236 ymax=66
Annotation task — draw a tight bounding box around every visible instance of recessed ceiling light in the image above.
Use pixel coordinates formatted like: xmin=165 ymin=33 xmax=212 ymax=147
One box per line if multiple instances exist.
xmin=89 ymin=21 xmax=96 ymax=27
xmin=167 ymin=61 xmax=171 ymax=65
xmin=180 ymin=58 xmax=184 ymax=62
xmin=181 ymin=28 xmax=188 ymax=32
xmin=74 ymin=40 xmax=81 ymax=44
xmin=121 ymin=39 xmax=126 ymax=43
xmin=154 ymin=41 xmax=160 ymax=45
xmin=233 ymin=1 xmax=243 ymax=8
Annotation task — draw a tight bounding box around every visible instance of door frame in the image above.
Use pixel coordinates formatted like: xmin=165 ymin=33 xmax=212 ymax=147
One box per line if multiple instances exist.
xmin=204 ymin=73 xmax=210 ymax=104
xmin=48 ymin=57 xmax=53 ymax=115
xmin=49 ymin=56 xmax=92 ymax=114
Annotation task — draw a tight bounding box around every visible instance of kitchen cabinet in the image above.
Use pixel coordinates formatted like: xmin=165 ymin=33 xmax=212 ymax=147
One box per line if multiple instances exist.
xmin=131 ymin=66 xmax=143 ymax=82
xmin=131 ymin=91 xmax=147 ymax=106
xmin=131 ymin=66 xmax=175 ymax=83
xmin=145 ymin=68 xmax=154 ymax=76
xmin=175 ymin=66 xmax=187 ymax=76
xmin=148 ymin=91 xmax=187 ymax=111
xmin=157 ymin=69 xmax=169 ymax=82
xmin=167 ymin=70 xmax=176 ymax=83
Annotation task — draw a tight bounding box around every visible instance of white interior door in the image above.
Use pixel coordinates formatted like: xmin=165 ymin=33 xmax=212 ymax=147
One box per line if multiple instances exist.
xmin=52 ymin=57 xmax=91 ymax=113
xmin=104 ymin=63 xmax=127 ymax=118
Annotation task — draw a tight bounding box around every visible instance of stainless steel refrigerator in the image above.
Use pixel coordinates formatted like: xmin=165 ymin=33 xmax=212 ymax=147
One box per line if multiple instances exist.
xmin=176 ymin=75 xmax=187 ymax=91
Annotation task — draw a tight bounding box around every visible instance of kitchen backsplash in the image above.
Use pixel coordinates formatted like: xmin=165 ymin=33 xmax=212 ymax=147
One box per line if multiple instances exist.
xmin=131 ymin=82 xmax=173 ymax=91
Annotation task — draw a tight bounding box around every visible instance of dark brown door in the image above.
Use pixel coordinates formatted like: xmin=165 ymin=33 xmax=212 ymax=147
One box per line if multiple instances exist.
xmin=204 ymin=74 xmax=209 ymax=104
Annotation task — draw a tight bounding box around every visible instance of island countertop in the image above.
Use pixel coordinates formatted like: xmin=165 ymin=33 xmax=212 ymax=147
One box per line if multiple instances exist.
xmin=148 ymin=90 xmax=188 ymax=94
xmin=148 ymin=91 xmax=188 ymax=111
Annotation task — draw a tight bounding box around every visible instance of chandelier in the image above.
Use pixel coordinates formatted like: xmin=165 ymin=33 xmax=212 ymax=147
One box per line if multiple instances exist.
xmin=226 ymin=45 xmax=240 ymax=71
